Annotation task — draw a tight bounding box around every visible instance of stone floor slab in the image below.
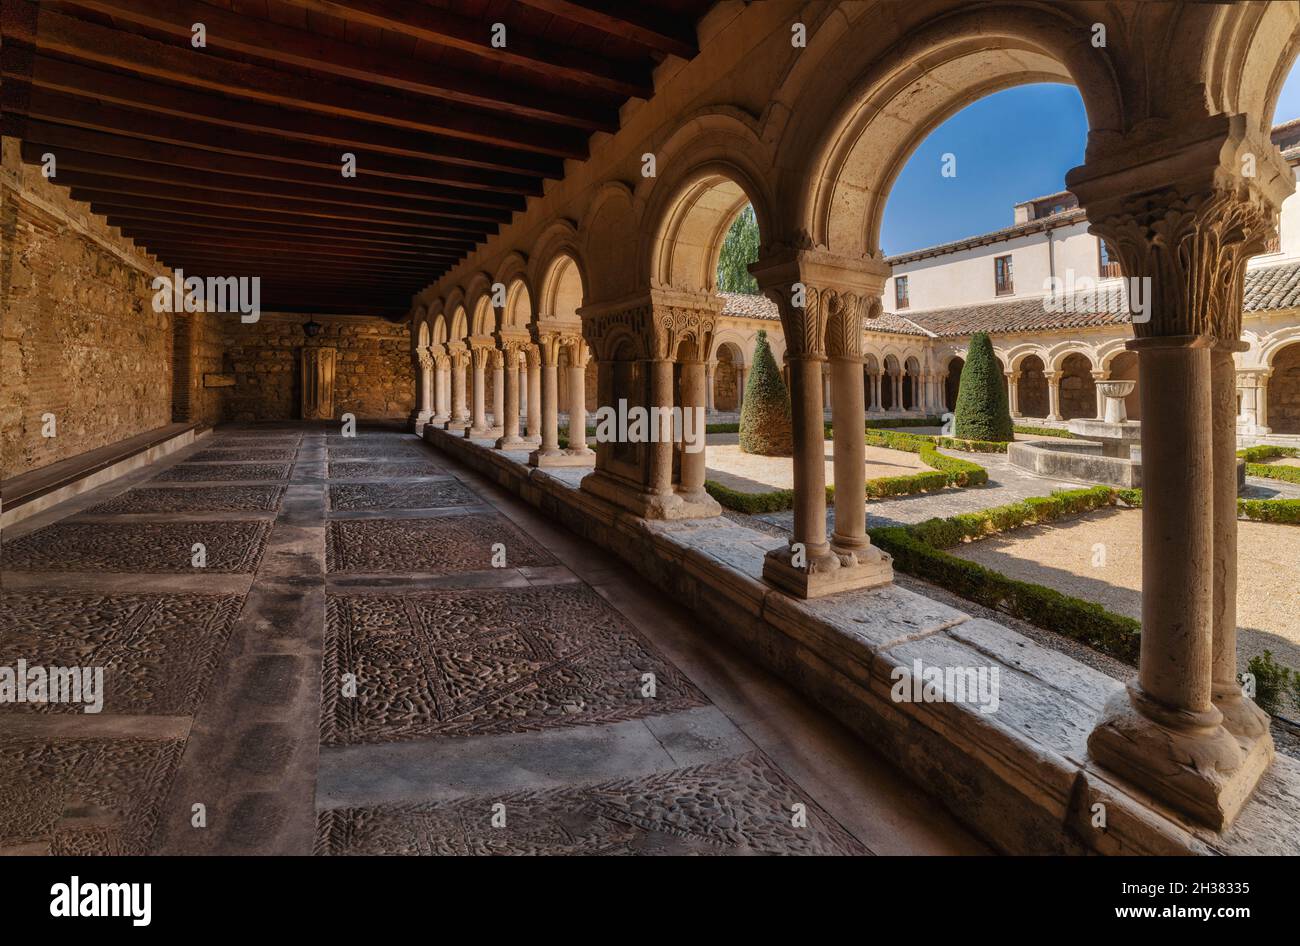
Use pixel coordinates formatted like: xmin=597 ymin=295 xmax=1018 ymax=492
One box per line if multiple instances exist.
xmin=156 ymin=463 xmax=292 ymax=482
xmin=314 ymin=751 xmax=866 ymax=855
xmin=328 ymin=460 xmax=448 ymax=479
xmin=1 ymin=520 xmax=273 ymax=573
xmin=86 ymin=485 xmax=286 ymax=514
xmin=328 ymin=480 xmax=479 ymax=511
xmin=321 ymin=583 xmax=707 ymax=744
xmin=325 ymin=514 xmax=555 ymax=573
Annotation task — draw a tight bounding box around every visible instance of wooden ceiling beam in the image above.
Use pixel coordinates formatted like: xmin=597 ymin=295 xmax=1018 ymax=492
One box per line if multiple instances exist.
xmin=274 ymin=0 xmax=651 ymax=98
xmin=66 ymin=184 xmax=496 ymax=238
xmin=104 ymin=213 xmax=477 ymax=253
xmin=18 ymin=122 xmax=528 ymax=210
xmin=60 ymin=0 xmax=621 ymax=130
xmin=514 ymin=0 xmax=698 ymax=59
xmin=119 ymin=229 xmax=462 ymax=264
xmin=39 ymin=150 xmax=512 ymax=224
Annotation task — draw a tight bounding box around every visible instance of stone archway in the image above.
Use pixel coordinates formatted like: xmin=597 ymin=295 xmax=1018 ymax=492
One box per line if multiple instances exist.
xmin=1268 ymin=342 xmax=1300 ymax=434
xmin=1017 ymin=355 xmax=1049 ymax=418
xmin=1108 ymin=350 xmax=1141 ymax=421
xmin=1058 ymin=352 xmax=1096 ymax=420
xmin=714 ymin=342 xmax=743 ymax=410
xmin=945 ymin=356 xmax=964 ymax=412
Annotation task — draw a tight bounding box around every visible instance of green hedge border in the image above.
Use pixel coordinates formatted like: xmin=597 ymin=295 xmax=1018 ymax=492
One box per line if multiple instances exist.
xmin=705 ymin=429 xmax=989 ymax=514
xmin=1014 ymin=424 xmax=1075 ymax=440
xmin=1238 ymin=445 xmax=1300 ymax=485
xmin=1118 ymin=486 xmax=1300 ymax=524
xmin=868 ymin=486 xmax=1141 ymax=663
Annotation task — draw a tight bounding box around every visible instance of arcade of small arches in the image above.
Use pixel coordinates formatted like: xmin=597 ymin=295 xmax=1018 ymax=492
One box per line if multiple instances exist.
xmin=402 ymin=1 xmax=1300 ymax=849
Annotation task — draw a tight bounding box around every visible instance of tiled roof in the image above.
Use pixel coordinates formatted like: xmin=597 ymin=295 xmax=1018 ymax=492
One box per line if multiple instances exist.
xmin=718 ymin=291 xmax=931 ymax=336
xmin=890 ymin=260 xmax=1300 ymax=338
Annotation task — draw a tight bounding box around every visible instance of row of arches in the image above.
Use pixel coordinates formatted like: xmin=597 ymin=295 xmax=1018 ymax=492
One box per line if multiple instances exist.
xmin=407 ymin=0 xmax=1300 ymax=828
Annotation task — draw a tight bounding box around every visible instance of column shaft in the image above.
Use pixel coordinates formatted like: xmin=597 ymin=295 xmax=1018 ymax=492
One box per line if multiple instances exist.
xmin=526 ymin=353 xmax=542 ymax=441
xmin=678 ymin=359 xmax=707 ymax=499
xmin=566 ymin=356 xmax=591 ymax=456
xmin=830 ymin=356 xmax=867 ymax=554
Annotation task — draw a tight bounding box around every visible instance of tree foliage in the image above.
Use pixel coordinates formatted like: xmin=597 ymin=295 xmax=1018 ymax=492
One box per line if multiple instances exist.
xmin=739 ymin=330 xmax=793 ymax=456
xmin=716 ymin=204 xmax=759 ymax=293
xmin=953 ymin=332 xmax=1015 ymax=442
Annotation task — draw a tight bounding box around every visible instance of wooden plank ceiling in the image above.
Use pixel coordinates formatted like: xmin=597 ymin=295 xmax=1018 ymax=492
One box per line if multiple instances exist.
xmin=1 ymin=0 xmax=713 ymax=318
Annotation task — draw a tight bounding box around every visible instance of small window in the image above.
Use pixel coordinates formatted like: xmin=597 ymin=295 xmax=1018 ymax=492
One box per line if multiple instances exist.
xmin=994 ymin=255 xmax=1013 ymax=295
xmin=894 ymin=275 xmax=909 ymax=309
xmin=1099 ymin=239 xmax=1121 ymax=277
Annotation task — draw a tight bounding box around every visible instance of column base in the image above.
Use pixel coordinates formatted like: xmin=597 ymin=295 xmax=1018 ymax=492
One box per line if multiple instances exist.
xmin=411 ymin=410 xmax=433 ymax=433
xmin=579 ymin=469 xmax=719 ymax=520
xmin=529 ymin=447 xmax=594 ymax=468
xmin=445 ymin=417 xmax=470 ymax=431
xmin=1087 ymin=684 xmax=1271 ymax=831
xmin=466 ymin=425 xmax=500 ymax=439
xmin=762 ymin=543 xmax=894 ymax=599
xmin=494 ymin=435 xmax=530 ymax=450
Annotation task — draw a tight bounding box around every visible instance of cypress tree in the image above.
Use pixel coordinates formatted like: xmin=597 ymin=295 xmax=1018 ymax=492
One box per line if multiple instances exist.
xmin=739 ymin=330 xmax=794 ymax=456
xmin=953 ymin=331 xmax=1014 ymax=442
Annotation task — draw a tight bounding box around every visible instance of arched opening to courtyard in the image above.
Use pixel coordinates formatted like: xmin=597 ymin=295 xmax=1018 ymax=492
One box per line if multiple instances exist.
xmin=1268 ymin=341 xmax=1300 ymax=434
xmin=1057 ymin=351 xmax=1097 ymax=420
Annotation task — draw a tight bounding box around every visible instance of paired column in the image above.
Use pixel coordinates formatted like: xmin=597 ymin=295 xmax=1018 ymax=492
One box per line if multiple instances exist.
xmin=525 ymin=347 xmax=542 ymax=444
xmin=466 ymin=346 xmax=491 ymax=436
xmin=1071 ymin=139 xmax=1286 ymax=829
xmin=1005 ymin=372 xmax=1021 ymax=417
xmin=432 ymin=357 xmax=450 ymax=425
xmin=414 ymin=351 xmax=434 ymax=432
xmin=1044 ymin=371 xmax=1062 ymax=420
xmin=529 ymin=333 xmax=565 ymax=465
xmin=750 ymin=250 xmax=892 ymax=598
xmin=447 ymin=349 xmax=470 ymax=429
xmin=678 ymin=357 xmax=708 ymax=502
xmin=491 ymin=351 xmax=505 ymax=432
xmin=566 ymin=339 xmax=594 ymax=459
xmin=495 ymin=342 xmax=526 ymax=449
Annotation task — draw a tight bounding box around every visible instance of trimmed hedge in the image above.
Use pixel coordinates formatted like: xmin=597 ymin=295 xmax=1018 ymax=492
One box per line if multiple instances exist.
xmin=738 ymin=330 xmax=793 ymax=456
xmin=1245 ymin=462 xmax=1300 ymax=485
xmin=908 ymin=486 xmax=1117 ymax=549
xmin=1115 ymin=487 xmax=1300 ymax=524
xmin=864 ymin=416 xmax=945 ymax=429
xmin=1014 ymin=425 xmax=1074 ymax=439
xmin=705 ymin=430 xmax=989 ymax=513
xmin=869 ymin=525 xmax=1141 ymax=663
xmin=1238 ymin=445 xmax=1300 ymax=462
xmin=953 ymin=332 xmax=1015 ymax=442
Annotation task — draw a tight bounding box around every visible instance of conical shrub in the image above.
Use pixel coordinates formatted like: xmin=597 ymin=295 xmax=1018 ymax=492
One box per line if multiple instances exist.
xmin=953 ymin=331 xmax=1014 ymax=442
xmin=739 ymin=329 xmax=794 ymax=456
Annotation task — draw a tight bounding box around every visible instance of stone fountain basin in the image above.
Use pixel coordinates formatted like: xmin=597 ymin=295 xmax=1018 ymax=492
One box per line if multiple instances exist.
xmin=1008 ymin=437 xmax=1142 ymax=488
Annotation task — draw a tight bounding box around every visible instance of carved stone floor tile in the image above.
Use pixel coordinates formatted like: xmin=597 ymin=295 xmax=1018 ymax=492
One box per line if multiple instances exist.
xmin=1 ymin=520 xmax=273 ymax=573
xmin=325 ymin=514 xmax=551 ymax=574
xmin=0 ymin=738 xmax=184 ymax=855
xmin=155 ymin=463 xmax=291 ymax=482
xmin=328 ymin=445 xmax=432 ymax=459
xmin=0 ymin=591 xmax=243 ymax=715
xmin=328 ymin=481 xmax=479 ymax=511
xmin=315 ymin=751 xmax=864 ymax=855
xmin=322 ymin=584 xmax=707 ymax=744
xmin=87 ymin=485 xmax=286 ymax=514
xmin=328 ymin=461 xmax=447 ymax=479
xmin=189 ymin=448 xmax=298 ymax=462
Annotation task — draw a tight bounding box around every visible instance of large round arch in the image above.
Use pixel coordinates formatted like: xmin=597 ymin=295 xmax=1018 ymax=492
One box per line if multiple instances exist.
xmin=1268 ymin=341 xmax=1300 ymax=434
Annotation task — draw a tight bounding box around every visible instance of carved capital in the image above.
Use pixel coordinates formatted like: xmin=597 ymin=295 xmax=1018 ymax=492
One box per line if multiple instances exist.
xmin=535 ymin=331 xmax=564 ymax=367
xmin=416 ymin=350 xmax=435 ymax=370
xmin=1090 ymin=186 xmax=1274 ymax=341
xmin=563 ymin=335 xmax=589 ymax=368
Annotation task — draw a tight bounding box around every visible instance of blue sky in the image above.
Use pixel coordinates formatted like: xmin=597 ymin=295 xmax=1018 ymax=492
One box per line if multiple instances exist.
xmin=880 ymin=67 xmax=1300 ymax=257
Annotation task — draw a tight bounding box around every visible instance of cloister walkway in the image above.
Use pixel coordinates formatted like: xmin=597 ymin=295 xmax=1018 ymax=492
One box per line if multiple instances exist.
xmin=0 ymin=424 xmax=983 ymax=856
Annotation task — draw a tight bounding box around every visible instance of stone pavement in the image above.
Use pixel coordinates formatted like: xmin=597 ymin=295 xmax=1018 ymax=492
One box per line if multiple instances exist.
xmin=0 ymin=424 xmax=985 ymax=856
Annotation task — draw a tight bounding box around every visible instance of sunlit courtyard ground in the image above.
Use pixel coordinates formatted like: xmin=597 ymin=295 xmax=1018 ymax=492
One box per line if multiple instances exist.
xmin=705 ymin=434 xmax=928 ymax=493
xmin=947 ymin=506 xmax=1300 ymax=676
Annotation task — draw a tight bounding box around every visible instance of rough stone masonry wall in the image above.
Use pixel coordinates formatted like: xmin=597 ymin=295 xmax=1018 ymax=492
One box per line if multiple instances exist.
xmin=216 ymin=313 xmax=414 ymax=422
xmin=0 ymin=137 xmax=170 ymax=480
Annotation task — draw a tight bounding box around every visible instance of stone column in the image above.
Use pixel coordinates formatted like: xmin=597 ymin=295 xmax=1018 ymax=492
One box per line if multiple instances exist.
xmin=704 ymin=361 xmax=716 ymax=412
xmin=1071 ymin=139 xmax=1287 ymax=829
xmin=1006 ymin=372 xmax=1021 ymax=417
xmin=466 ymin=346 xmax=490 ymax=437
xmin=1044 ymin=371 xmax=1062 ymax=421
xmin=525 ymin=346 xmax=542 ymax=445
xmin=432 ymin=357 xmax=450 ymax=425
xmin=868 ymin=373 xmax=880 ymax=412
xmin=751 ymin=251 xmax=892 ymax=598
xmin=1091 ymin=370 xmax=1109 ymax=419
xmin=495 ymin=343 xmax=525 ymax=449
xmin=736 ymin=366 xmax=746 ymax=409
xmin=566 ymin=338 xmax=594 ymax=460
xmin=414 ymin=350 xmax=434 ymax=432
xmin=645 ymin=357 xmax=675 ymax=498
xmin=822 ymin=364 xmax=833 ymax=413
xmin=678 ymin=357 xmax=709 ymax=503
xmin=448 ymin=350 xmax=470 ymax=429
xmin=491 ymin=351 xmax=505 ymax=432
xmin=529 ymin=333 xmax=566 ymax=466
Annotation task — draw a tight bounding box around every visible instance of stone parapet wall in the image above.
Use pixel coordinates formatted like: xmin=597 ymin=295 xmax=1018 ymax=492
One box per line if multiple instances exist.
xmin=0 ymin=137 xmax=170 ymax=479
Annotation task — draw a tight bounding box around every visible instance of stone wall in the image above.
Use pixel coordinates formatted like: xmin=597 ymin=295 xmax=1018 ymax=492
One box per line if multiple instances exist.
xmin=1269 ymin=342 xmax=1300 ymax=434
xmin=214 ymin=313 xmax=414 ymax=423
xmin=0 ymin=137 xmax=171 ymax=480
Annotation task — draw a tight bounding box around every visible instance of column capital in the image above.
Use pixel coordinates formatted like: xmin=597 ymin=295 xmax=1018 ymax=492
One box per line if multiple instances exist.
xmin=416 ymin=349 xmax=434 ymax=370
xmin=578 ymin=287 xmax=719 ymax=362
xmin=1067 ymin=115 xmax=1290 ymax=343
